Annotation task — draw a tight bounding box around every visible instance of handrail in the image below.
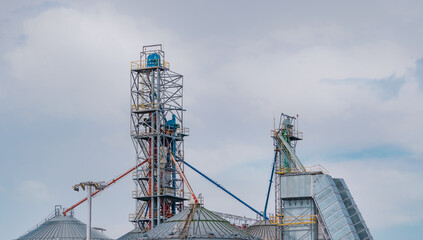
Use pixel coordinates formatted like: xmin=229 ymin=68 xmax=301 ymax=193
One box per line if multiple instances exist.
xmin=131 ymin=60 xmax=170 ymax=70
xmin=271 ymin=129 xmax=303 ymax=140
xmin=131 ymin=188 xmax=190 ymax=199
xmin=269 ymin=215 xmax=317 ymax=226
xmin=276 ymin=164 xmax=329 ymax=175
xmin=176 ymin=127 xmax=190 ymax=136
xmin=131 ymin=129 xmax=159 ymax=137
xmin=131 ymin=103 xmax=157 ymax=111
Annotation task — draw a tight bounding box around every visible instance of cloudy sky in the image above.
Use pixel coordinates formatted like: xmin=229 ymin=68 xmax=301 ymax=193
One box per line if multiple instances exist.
xmin=1 ymin=0 xmax=423 ymax=239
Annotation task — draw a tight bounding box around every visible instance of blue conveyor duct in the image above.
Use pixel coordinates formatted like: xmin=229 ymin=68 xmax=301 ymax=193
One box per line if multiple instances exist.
xmin=263 ymin=152 xmax=277 ymax=219
xmin=182 ymin=160 xmax=266 ymax=219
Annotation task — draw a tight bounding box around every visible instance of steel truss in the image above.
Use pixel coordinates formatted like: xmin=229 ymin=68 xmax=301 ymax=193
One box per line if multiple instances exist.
xmin=129 ymin=44 xmax=188 ymax=232
xmin=272 ymin=113 xmax=303 ymax=239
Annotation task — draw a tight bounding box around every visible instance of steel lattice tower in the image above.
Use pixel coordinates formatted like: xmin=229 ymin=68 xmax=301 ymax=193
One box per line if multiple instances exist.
xmin=129 ymin=44 xmax=188 ymax=232
xmin=272 ymin=113 xmax=303 ymax=239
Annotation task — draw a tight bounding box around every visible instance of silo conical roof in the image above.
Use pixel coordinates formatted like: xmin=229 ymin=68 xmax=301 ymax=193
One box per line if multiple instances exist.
xmin=117 ymin=229 xmax=143 ymax=240
xmin=245 ymin=220 xmax=277 ymax=240
xmin=17 ymin=206 xmax=112 ymax=240
xmin=142 ymin=204 xmax=256 ymax=240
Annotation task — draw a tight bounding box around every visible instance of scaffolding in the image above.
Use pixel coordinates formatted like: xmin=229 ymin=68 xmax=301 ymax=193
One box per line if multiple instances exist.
xmin=129 ymin=44 xmax=188 ymax=232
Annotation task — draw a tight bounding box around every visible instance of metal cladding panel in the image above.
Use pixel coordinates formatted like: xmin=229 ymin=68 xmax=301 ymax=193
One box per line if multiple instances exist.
xmin=245 ymin=220 xmax=277 ymax=240
xmin=333 ymin=178 xmax=373 ymax=240
xmin=281 ymin=198 xmax=317 ymax=240
xmin=144 ymin=205 xmax=255 ymax=240
xmin=117 ymin=230 xmax=143 ymax=240
xmin=313 ymin=174 xmax=359 ymax=240
xmin=280 ymin=174 xmax=312 ymax=198
xmin=278 ymin=174 xmax=372 ymax=240
xmin=17 ymin=215 xmax=112 ymax=240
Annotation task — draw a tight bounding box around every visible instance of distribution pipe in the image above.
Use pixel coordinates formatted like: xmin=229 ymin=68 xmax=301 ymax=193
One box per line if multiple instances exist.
xmin=182 ymin=160 xmax=265 ymax=219
xmin=63 ymin=159 xmax=148 ymax=216
xmin=168 ymin=151 xmax=198 ymax=203
xmin=263 ymin=152 xmax=277 ymax=219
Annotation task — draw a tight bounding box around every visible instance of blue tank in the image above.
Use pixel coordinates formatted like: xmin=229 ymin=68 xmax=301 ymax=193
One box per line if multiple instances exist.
xmin=146 ymin=53 xmax=162 ymax=67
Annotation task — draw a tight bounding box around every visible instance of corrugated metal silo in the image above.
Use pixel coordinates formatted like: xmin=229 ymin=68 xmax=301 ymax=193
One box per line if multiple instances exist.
xmin=245 ymin=220 xmax=277 ymax=240
xmin=117 ymin=230 xmax=143 ymax=240
xmin=119 ymin=204 xmax=256 ymax=240
xmin=17 ymin=206 xmax=112 ymax=240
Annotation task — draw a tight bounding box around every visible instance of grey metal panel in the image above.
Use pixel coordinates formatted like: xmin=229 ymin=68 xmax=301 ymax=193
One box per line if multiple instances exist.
xmin=17 ymin=215 xmax=112 ymax=240
xmin=281 ymin=198 xmax=317 ymax=240
xmin=277 ymin=173 xmax=372 ymax=240
xmin=245 ymin=220 xmax=277 ymax=240
xmin=117 ymin=230 xmax=144 ymax=240
xmin=280 ymin=174 xmax=312 ymax=198
xmin=312 ymin=174 xmax=359 ymax=240
xmin=333 ymin=178 xmax=373 ymax=240
xmin=143 ymin=206 xmax=254 ymax=240
xmin=339 ymin=232 xmax=357 ymax=240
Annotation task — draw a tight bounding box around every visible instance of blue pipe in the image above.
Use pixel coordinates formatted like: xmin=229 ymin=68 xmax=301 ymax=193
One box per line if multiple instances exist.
xmin=263 ymin=152 xmax=277 ymax=219
xmin=182 ymin=160 xmax=266 ymax=219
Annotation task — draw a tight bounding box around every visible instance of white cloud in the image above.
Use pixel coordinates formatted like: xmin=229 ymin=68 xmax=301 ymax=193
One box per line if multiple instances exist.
xmin=20 ymin=180 xmax=51 ymax=202
xmin=323 ymin=159 xmax=423 ymax=229
xmin=2 ymin=2 xmax=423 ymax=239
xmin=3 ymin=4 xmax=172 ymax=123
xmin=186 ymin=141 xmax=270 ymax=174
xmin=270 ymin=24 xmax=348 ymax=46
xmin=196 ymin=39 xmax=423 ymax=156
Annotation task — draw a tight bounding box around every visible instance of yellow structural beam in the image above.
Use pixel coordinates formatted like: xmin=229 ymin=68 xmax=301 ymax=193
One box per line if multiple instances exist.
xmin=131 ymin=103 xmax=157 ymax=110
xmin=269 ymin=215 xmax=317 ymax=226
xmin=131 ymin=60 xmax=170 ymax=70
xmin=276 ymin=164 xmax=329 ymax=175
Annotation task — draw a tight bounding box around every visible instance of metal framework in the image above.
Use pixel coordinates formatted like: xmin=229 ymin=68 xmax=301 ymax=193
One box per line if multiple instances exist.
xmin=272 ymin=113 xmax=303 ymax=239
xmin=129 ymin=44 xmax=188 ymax=232
xmin=268 ymin=113 xmax=372 ymax=240
xmin=213 ymin=211 xmax=256 ymax=228
xmin=272 ymin=113 xmax=303 ymax=218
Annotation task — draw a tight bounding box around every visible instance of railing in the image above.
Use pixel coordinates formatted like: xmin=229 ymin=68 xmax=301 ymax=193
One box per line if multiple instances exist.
xmin=132 ymin=128 xmax=189 ymax=138
xmin=131 ymin=103 xmax=157 ymax=111
xmin=176 ymin=127 xmax=190 ymax=136
xmin=269 ymin=215 xmax=317 ymax=226
xmin=131 ymin=60 xmax=170 ymax=70
xmin=271 ymin=128 xmax=303 ymax=140
xmin=276 ymin=164 xmax=329 ymax=175
xmin=132 ymin=169 xmax=149 ymax=179
xmin=131 ymin=129 xmax=159 ymax=137
xmin=20 ymin=209 xmax=56 ymax=237
xmin=129 ymin=213 xmax=150 ymax=221
xmin=132 ymin=189 xmax=190 ymax=199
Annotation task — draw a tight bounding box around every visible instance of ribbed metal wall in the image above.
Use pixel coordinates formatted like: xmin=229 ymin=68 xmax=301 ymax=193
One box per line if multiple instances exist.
xmin=17 ymin=215 xmax=112 ymax=240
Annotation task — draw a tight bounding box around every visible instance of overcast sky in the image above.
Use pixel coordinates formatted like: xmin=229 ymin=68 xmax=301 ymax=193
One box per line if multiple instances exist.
xmin=1 ymin=1 xmax=423 ymax=239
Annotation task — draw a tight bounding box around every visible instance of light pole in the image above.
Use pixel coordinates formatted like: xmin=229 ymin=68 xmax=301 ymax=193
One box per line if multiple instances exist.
xmin=73 ymin=181 xmax=107 ymax=240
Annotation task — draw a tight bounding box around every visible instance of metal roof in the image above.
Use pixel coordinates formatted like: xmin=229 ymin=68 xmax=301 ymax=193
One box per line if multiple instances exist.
xmin=140 ymin=204 xmax=256 ymax=240
xmin=117 ymin=229 xmax=143 ymax=240
xmin=245 ymin=220 xmax=277 ymax=240
xmin=17 ymin=213 xmax=112 ymax=240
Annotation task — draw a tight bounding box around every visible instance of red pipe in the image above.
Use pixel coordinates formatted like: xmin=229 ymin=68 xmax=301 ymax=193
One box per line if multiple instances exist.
xmin=63 ymin=159 xmax=149 ymax=216
xmin=168 ymin=151 xmax=198 ymax=204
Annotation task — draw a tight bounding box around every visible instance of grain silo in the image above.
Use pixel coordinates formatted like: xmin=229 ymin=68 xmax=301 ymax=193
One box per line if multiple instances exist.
xmin=16 ymin=206 xmax=112 ymax=240
xmin=245 ymin=220 xmax=277 ymax=240
xmin=139 ymin=203 xmax=256 ymax=240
